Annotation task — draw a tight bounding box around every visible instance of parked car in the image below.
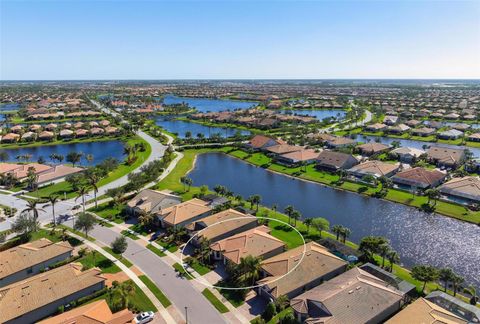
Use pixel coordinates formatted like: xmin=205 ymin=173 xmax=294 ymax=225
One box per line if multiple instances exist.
xmin=134 ymin=311 xmax=155 ymax=324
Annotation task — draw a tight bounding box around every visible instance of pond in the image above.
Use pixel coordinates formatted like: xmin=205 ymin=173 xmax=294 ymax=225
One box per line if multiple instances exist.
xmin=188 ymin=152 xmax=480 ymax=287
xmin=0 ymin=103 xmax=20 ymax=111
xmin=154 ymin=117 xmax=250 ymax=139
xmin=162 ymin=94 xmax=258 ymax=113
xmin=279 ymin=109 xmax=346 ymax=121
xmin=0 ymin=140 xmax=125 ymax=165
xmin=356 ymin=134 xmax=480 ymax=157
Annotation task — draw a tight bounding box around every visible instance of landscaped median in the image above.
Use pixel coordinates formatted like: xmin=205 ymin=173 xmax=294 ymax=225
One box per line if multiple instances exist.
xmin=139 ymin=275 xmax=172 ymax=308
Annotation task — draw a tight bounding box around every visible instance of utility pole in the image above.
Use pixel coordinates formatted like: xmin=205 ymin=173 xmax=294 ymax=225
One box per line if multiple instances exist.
xmin=185 ymin=306 xmax=188 ymax=324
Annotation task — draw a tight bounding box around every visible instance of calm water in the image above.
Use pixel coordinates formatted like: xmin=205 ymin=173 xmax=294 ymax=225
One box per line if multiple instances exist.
xmin=0 ymin=103 xmax=20 ymax=111
xmin=279 ymin=109 xmax=346 ymax=121
xmin=163 ymin=95 xmax=257 ymax=113
xmin=357 ymin=134 xmax=480 ymax=157
xmin=155 ymin=117 xmax=250 ymax=139
xmin=189 ymin=153 xmax=480 ymax=287
xmin=0 ymin=140 xmax=125 ymax=165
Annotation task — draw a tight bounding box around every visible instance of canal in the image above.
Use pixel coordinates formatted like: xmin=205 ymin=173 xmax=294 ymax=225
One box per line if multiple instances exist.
xmin=188 ymin=152 xmax=480 ymax=287
xmin=162 ymin=95 xmax=258 ymax=113
xmin=279 ymin=109 xmax=346 ymax=121
xmin=154 ymin=117 xmax=250 ymax=139
xmin=0 ymin=140 xmax=125 ymax=165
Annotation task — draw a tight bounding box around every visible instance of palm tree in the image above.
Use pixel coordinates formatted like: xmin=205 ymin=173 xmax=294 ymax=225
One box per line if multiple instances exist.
xmin=291 ymin=210 xmax=301 ymax=227
xmin=252 ymin=194 xmax=261 ymax=211
xmin=304 ymin=218 xmax=313 ymax=234
xmin=284 ymin=205 xmax=294 ymax=224
xmin=439 ymin=268 xmax=455 ymax=292
xmin=464 ymin=285 xmax=479 ymax=305
xmin=76 ymin=185 xmax=89 ymax=213
xmin=22 ymin=200 xmax=45 ymax=223
xmin=332 ymin=225 xmax=343 ymax=241
xmin=45 ymin=194 xmax=60 ymax=226
xmin=340 ymin=226 xmax=351 ymax=243
xmin=87 ymin=173 xmax=100 ymax=208
xmin=387 ymin=250 xmax=400 ymax=272
xmin=379 ymin=244 xmax=390 ymax=268
xmin=238 ymin=255 xmax=262 ymax=286
xmin=451 ymin=274 xmax=464 ymax=297
xmin=138 ymin=211 xmax=154 ymax=228
xmin=118 ymin=280 xmax=136 ymax=309
xmin=425 ymin=188 xmax=440 ymax=207
xmin=272 ymin=204 xmax=277 ymax=216
xmin=197 ymin=238 xmax=212 ymax=264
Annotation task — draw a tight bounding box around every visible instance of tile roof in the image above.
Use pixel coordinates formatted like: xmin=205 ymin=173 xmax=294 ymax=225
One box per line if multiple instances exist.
xmin=427 ymin=146 xmax=465 ymax=165
xmin=392 ymin=167 xmax=446 ymax=188
xmin=158 ymin=198 xmax=211 ymax=226
xmin=348 ymin=160 xmax=399 ymax=177
xmin=439 ymin=176 xmax=480 ymax=201
xmin=279 ymin=149 xmax=321 ymax=162
xmin=386 ymin=298 xmax=466 ymax=324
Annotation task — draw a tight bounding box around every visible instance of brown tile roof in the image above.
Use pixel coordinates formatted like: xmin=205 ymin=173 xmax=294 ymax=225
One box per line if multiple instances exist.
xmin=186 ymin=209 xmax=257 ymax=241
xmin=348 ymin=160 xmax=399 ymax=177
xmin=37 ymin=164 xmax=83 ymax=183
xmin=386 ymin=298 xmax=466 ymax=324
xmin=392 ymin=167 xmax=446 ymax=188
xmin=127 ymin=189 xmax=181 ymax=214
xmin=265 ymin=144 xmax=303 ymax=155
xmin=258 ymin=242 xmax=347 ymax=298
xmin=248 ymin=135 xmax=285 ymax=149
xmin=0 ymin=238 xmax=73 ymax=280
xmin=158 ymin=198 xmax=211 ymax=226
xmin=38 ymin=299 xmax=134 ymax=324
xmin=439 ymin=176 xmax=480 ymax=201
xmin=357 ymin=142 xmax=390 ymax=154
xmin=279 ymin=149 xmax=321 ymax=162
xmin=0 ymin=263 xmax=106 ymax=323
xmin=290 ymin=267 xmax=404 ymax=324
xmin=210 ymin=225 xmax=285 ymax=264
xmin=427 ymin=146 xmax=465 ymax=165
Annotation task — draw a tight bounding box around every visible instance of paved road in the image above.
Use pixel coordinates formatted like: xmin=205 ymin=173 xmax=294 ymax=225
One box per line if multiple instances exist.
xmin=85 ymin=224 xmax=227 ymax=324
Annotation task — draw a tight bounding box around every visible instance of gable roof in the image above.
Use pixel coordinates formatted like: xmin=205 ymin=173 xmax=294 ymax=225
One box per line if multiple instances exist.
xmin=0 ymin=263 xmax=105 ymax=323
xmin=158 ymin=198 xmax=211 ymax=226
xmin=210 ymin=225 xmax=285 ymax=264
xmin=386 ymin=298 xmax=466 ymax=324
xmin=258 ymin=242 xmax=347 ymax=298
xmin=0 ymin=238 xmax=73 ymax=280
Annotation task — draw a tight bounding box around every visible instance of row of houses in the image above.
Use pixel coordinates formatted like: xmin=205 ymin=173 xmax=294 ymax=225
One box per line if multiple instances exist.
xmin=1 ymin=126 xmax=120 ymax=143
xmin=0 ymin=162 xmax=83 ymax=187
xmin=0 ymin=238 xmax=135 ymax=324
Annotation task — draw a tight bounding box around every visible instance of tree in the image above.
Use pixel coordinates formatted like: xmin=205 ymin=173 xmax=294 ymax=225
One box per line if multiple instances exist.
xmin=251 ymin=194 xmax=261 ymax=211
xmin=464 ymin=285 xmax=478 ymax=305
xmin=451 ymin=274 xmax=464 ymax=297
xmin=67 ymin=151 xmax=83 ymax=167
xmin=425 ymin=188 xmax=440 ymax=207
xmin=87 ymin=173 xmax=100 ymax=208
xmin=138 ymin=211 xmax=155 ymax=228
xmin=262 ymin=302 xmax=276 ymax=322
xmin=274 ymin=295 xmax=289 ymax=312
xmin=26 ymin=167 xmax=39 ymax=191
xmin=291 ymin=210 xmax=301 ymax=227
xmin=180 ymin=177 xmax=193 ymax=192
xmin=238 ymin=255 xmax=262 ymax=285
xmin=340 ymin=226 xmax=351 ymax=243
xmin=411 ymin=265 xmax=439 ymax=292
xmin=311 ymin=217 xmax=330 ymax=238
xmin=304 ymin=218 xmax=313 ymax=234
xmin=378 ymin=243 xmax=390 ymax=268
xmin=359 ymin=236 xmax=389 ymax=262
xmin=332 ymin=224 xmax=343 ymax=240
xmin=284 ymin=205 xmax=294 ymax=224
xmin=74 ymin=213 xmax=96 ymax=238
xmin=76 ymin=185 xmax=89 ymax=213
xmin=200 ymin=185 xmax=208 ymax=197
xmin=12 ymin=212 xmax=39 ymax=240
xmin=45 ymin=194 xmax=60 ymax=226
xmin=439 ymin=268 xmax=455 ymax=292
xmin=111 ymin=235 xmax=128 ymax=256
xmin=106 ymin=187 xmax=124 ymax=207
xmin=22 ymin=199 xmax=45 ymax=222
xmin=387 ymin=250 xmax=400 ymax=272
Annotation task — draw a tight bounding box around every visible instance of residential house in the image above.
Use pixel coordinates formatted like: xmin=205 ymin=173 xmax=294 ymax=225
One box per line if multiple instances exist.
xmin=411 ymin=127 xmax=436 ymax=137
xmin=186 ymin=209 xmax=258 ymax=245
xmin=105 ymin=126 xmax=119 ymax=135
xmin=386 ymin=298 xmax=466 ymax=324
xmin=437 ymin=129 xmax=464 ymax=140
xmin=386 ymin=123 xmax=410 ymax=134
xmin=426 ymin=291 xmax=480 ymax=323
xmin=325 ymin=136 xmax=356 ymax=149
xmin=306 ymin=133 xmax=335 ymax=144
xmin=290 ymin=267 xmax=405 ymax=324
xmin=156 ymin=198 xmax=211 ymax=229
xmin=276 ymin=149 xmax=321 ymax=166
xmin=426 ymin=146 xmax=466 ymax=168
xmin=2 ymin=133 xmax=20 ymax=143
xmin=126 ymin=189 xmax=181 ymax=216
xmin=445 ymin=113 xmax=460 ymax=120
xmin=265 ymin=144 xmax=303 ymax=156
xmin=356 ymin=142 xmax=390 ymax=156
xmin=90 ymin=127 xmax=105 ymax=136
xmin=365 ymin=123 xmax=387 ymax=132
xmin=75 ymin=129 xmax=88 ymax=137
xmin=59 ymin=129 xmax=74 ymax=138
xmin=406 ymin=120 xmax=422 ymax=127
xmin=257 ymin=242 xmax=347 ymax=301
xmin=246 ymin=135 xmax=286 ymax=150
xmin=21 ymin=131 xmax=36 ymax=141
xmin=390 ymin=147 xmax=426 ymax=163
xmin=0 ymin=263 xmax=106 ymax=324
xmin=210 ymin=225 xmax=285 ymax=265
xmin=467 ymin=133 xmax=480 ymax=142
xmin=0 ymin=238 xmax=73 ymax=288
xmin=315 ymin=151 xmax=358 ymax=172
xmin=439 ymin=176 xmax=480 ymax=204
xmin=359 ymin=263 xmax=416 ymax=299
xmin=383 ymin=115 xmax=399 ymax=125
xmin=392 ymin=167 xmax=446 ymax=190
xmin=38 ymin=300 xmax=134 ymax=324
xmin=348 ymin=160 xmax=400 ymax=179
xmin=38 ymin=131 xmax=55 ymax=141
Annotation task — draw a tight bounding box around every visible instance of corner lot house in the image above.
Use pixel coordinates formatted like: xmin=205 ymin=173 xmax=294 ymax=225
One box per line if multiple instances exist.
xmin=126 ymin=189 xmax=181 ymax=216
xmin=257 ymin=242 xmax=347 ymax=301
xmin=315 ymin=151 xmax=358 ymax=171
xmin=290 ymin=267 xmax=405 ymax=323
xmin=0 ymin=263 xmax=106 ymax=324
xmin=38 ymin=300 xmax=134 ymax=324
xmin=186 ymin=208 xmax=258 ymax=245
xmin=156 ymin=198 xmax=211 ymax=228
xmin=392 ymin=167 xmax=446 ymax=190
xmin=0 ymin=238 xmax=73 ymax=288
xmin=210 ymin=225 xmax=285 ymax=265
xmin=348 ymin=160 xmax=400 ymax=179
xmin=386 ymin=298 xmax=466 ymax=324
xmin=426 ymin=146 xmax=466 ymax=168
xmin=439 ymin=176 xmax=480 ymax=204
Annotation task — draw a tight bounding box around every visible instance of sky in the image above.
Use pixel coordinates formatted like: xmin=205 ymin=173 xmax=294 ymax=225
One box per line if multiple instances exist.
xmin=1 ymin=0 xmax=479 ymax=80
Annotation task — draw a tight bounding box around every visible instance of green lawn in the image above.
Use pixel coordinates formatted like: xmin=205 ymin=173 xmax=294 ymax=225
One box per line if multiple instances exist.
xmin=156 ymin=240 xmax=179 ymax=252
xmin=186 ymin=257 xmax=212 ymax=275
xmin=57 ymin=224 xmax=96 ymax=241
xmin=88 ymin=202 xmax=124 ymax=224
xmin=217 ymin=287 xmax=245 ymax=307
xmin=128 ymin=280 xmax=158 ymax=312
xmin=138 ymin=275 xmax=172 ymax=308
xmin=102 ymin=247 xmax=134 ymax=268
xmin=146 ymin=244 xmax=166 ymax=257
xmin=172 ymin=262 xmax=193 ymax=279
xmin=78 ymin=251 xmax=121 ymax=273
xmin=202 ymin=289 xmax=229 ymax=313
xmin=121 ymin=229 xmax=140 ymax=240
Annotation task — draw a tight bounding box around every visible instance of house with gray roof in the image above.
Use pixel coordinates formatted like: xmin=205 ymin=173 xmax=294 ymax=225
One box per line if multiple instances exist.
xmin=426 ymin=291 xmax=480 ymax=323
xmin=126 ymin=189 xmax=181 ymax=216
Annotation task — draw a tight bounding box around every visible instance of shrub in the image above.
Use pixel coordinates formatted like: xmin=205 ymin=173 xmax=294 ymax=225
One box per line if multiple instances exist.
xmin=262 ymin=302 xmax=277 ymax=322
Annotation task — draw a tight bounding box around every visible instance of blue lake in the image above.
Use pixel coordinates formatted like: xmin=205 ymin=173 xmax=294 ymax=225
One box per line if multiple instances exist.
xmin=162 ymin=95 xmax=257 ymax=113
xmin=279 ymin=109 xmax=346 ymax=121
xmin=189 ymin=152 xmax=480 ymax=287
xmin=155 ymin=117 xmax=250 ymax=139
xmin=0 ymin=103 xmax=20 ymax=111
xmin=0 ymin=140 xmax=125 ymax=165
